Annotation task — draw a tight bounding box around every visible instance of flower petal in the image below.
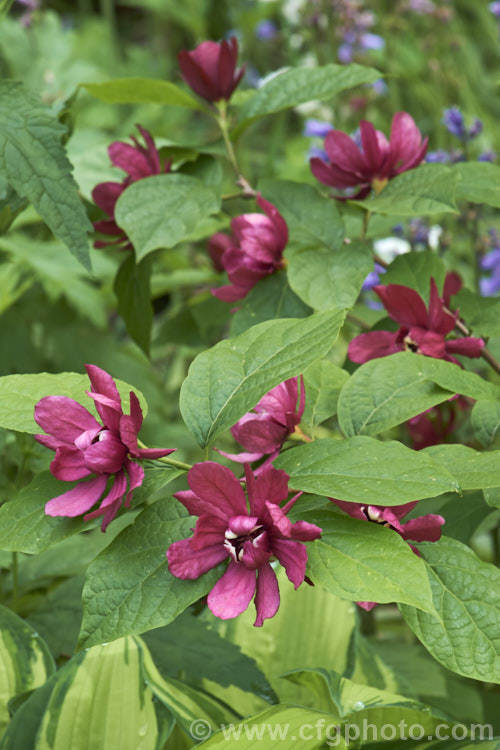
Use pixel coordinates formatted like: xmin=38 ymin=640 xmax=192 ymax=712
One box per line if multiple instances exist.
xmin=207 ymin=561 xmax=256 ymax=619
xmin=34 ymin=396 xmax=101 ymax=443
xmin=84 ymin=364 xmax=122 ymax=432
xmin=348 ymin=330 xmax=401 ymax=364
xmin=167 ymin=538 xmax=228 ymax=579
xmin=45 ymin=474 xmax=108 ymax=518
xmin=272 ymin=538 xmax=308 ymax=589
xmin=254 ymin=562 xmax=280 ymax=626
xmin=400 ymin=514 xmax=445 ymax=543
xmin=187 ymin=462 xmax=247 ymax=517
xmin=50 ymin=446 xmax=92 ymax=481
xmin=374 ymin=284 xmax=428 ymax=328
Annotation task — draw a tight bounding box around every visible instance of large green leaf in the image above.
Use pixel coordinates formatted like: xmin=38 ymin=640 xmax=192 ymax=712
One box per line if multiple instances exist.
xmin=0 ymin=371 xmax=147 ymax=434
xmin=455 ymin=161 xmax=500 ymax=207
xmin=452 ymin=288 xmax=500 ymax=338
xmin=82 ymin=78 xmax=203 ymax=109
xmin=234 ymin=63 xmax=381 ymax=136
xmin=230 ymin=271 xmax=310 ymax=337
xmin=0 ymin=637 xmax=158 ymax=750
xmin=422 ymin=444 xmax=500 ymax=489
xmin=302 ymin=509 xmax=434 ymax=611
xmin=0 ymin=81 xmax=92 ymax=269
xmin=400 ymin=537 xmax=500 ymax=683
xmin=302 ymin=360 xmax=350 ymax=432
xmin=337 ymin=352 xmax=497 ymax=438
xmin=114 ymin=254 xmax=153 ymax=356
xmin=78 ymin=499 xmax=222 ymax=649
xmin=274 ymin=436 xmax=459 ymax=504
xmin=114 ymin=174 xmax=220 ymax=261
xmin=180 ymin=310 xmax=346 ymax=447
xmin=0 ymin=606 xmax=54 ymax=738
xmin=259 ymin=179 xmax=344 ymax=251
xmin=381 ymin=250 xmax=446 ymax=300
xmin=471 ymin=400 xmax=500 ymax=447
xmin=287 ymin=241 xmax=373 ymax=311
xmin=351 ymin=164 xmax=459 ymax=216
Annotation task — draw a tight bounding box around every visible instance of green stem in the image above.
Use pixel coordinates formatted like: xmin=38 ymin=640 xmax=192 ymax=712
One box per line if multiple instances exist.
xmin=11 ymin=552 xmax=18 ymax=607
xmin=360 ymin=210 xmax=371 ymax=241
xmin=100 ymin=0 xmax=120 ymax=58
xmin=216 ymin=102 xmax=256 ymax=197
xmin=137 ymin=440 xmax=192 ymax=471
xmin=0 ymin=0 xmax=15 ymax=19
xmin=203 ymin=446 xmax=210 ymax=461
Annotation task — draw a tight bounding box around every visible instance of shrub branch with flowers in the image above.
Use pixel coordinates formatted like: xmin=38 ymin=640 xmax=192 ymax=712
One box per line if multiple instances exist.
xmin=1 ymin=2 xmax=500 ymax=747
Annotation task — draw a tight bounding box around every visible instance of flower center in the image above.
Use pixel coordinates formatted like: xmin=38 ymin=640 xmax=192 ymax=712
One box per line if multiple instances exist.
xmin=360 ymin=506 xmax=392 ymax=530
xmin=224 ymin=525 xmax=264 ymax=562
xmin=403 ymin=335 xmax=420 ymax=353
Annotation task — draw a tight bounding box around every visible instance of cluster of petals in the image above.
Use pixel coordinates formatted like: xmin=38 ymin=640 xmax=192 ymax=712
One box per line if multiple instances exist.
xmin=310 ymin=112 xmax=428 ymax=199
xmin=211 ymin=195 xmax=288 ymax=302
xmin=331 ymin=498 xmax=445 ymax=610
xmin=92 ymin=125 xmax=171 ymax=250
xmin=167 ymin=462 xmax=321 ymax=626
xmin=218 ymin=377 xmax=305 ymax=466
xmin=178 ymin=37 xmax=245 ymax=103
xmin=348 ymin=274 xmax=484 ymax=365
xmin=34 ymin=365 xmax=174 ymax=531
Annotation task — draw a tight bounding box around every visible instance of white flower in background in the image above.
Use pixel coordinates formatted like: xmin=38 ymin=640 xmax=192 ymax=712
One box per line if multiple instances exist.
xmin=373 ymin=236 xmax=411 ymax=262
xmin=428 ymin=225 xmax=443 ymax=250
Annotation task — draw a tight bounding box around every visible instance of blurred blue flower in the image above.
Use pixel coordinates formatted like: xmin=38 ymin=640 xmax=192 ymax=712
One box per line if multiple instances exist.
xmin=478 ymin=150 xmax=497 ymax=162
xmin=362 ymin=263 xmax=386 ymax=292
xmin=489 ymin=1 xmax=500 ymax=18
xmin=359 ymin=33 xmax=385 ymax=50
xmin=255 ymin=20 xmax=278 ymax=40
xmin=468 ymin=118 xmax=483 ymax=138
xmin=442 ymin=107 xmax=466 ymax=139
xmin=303 ymin=119 xmax=333 ymax=138
xmin=426 ymin=150 xmax=451 ymax=163
xmin=338 ymin=43 xmax=353 ymax=64
xmin=308 ymin=145 xmax=328 ymax=162
xmin=371 ymin=78 xmax=388 ymax=95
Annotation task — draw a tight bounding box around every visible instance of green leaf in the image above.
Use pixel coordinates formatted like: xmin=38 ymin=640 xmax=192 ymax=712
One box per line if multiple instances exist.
xmin=82 ymin=77 xmax=204 ymax=110
xmin=471 ymin=400 xmax=500 ymax=447
xmin=1 ymin=637 xmax=159 ymax=750
xmin=27 ymin=577 xmax=84 ymax=657
xmin=0 ymin=605 xmax=55 ymax=738
xmin=286 ymin=240 xmax=373 ymax=311
xmin=452 ymin=288 xmax=500 ymax=338
xmin=234 ymin=63 xmax=381 ymax=137
xmin=230 ymin=271 xmax=311 ymax=337
xmin=302 ymin=508 xmax=434 ymax=611
xmin=114 ymin=174 xmax=221 ymax=261
xmin=0 ymin=473 xmax=86 ymax=554
xmin=422 ymin=443 xmax=500 ymax=489
xmin=0 ymin=81 xmax=92 ymax=270
xmin=302 ymin=360 xmax=350 ymax=431
xmin=180 ymin=310 xmax=346 ymax=447
xmin=273 ymin=436 xmax=459 ymax=504
xmin=259 ymin=179 xmax=344 ymax=251
xmin=78 ymin=499 xmax=222 ymax=650
xmin=351 ymin=165 xmax=459 ymax=216
xmin=381 ymin=250 xmax=446 ymax=300
xmin=455 ymin=161 xmax=500 ymax=207
xmin=400 ymin=537 xmax=500 ymax=683
xmin=0 ymin=371 xmax=147 ymax=434
xmin=195 ymin=705 xmax=335 ymax=749
xmin=143 ymin=611 xmax=276 ymax=701
xmin=114 ymin=254 xmax=153 ymax=356
xmin=337 ymin=352 xmax=497 ymax=438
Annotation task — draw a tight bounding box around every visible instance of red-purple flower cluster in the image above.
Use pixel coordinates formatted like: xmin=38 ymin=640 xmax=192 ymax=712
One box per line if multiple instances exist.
xmin=92 ymin=125 xmax=171 ymax=251
xmin=211 ymin=195 xmax=288 ymax=302
xmin=178 ymin=37 xmax=245 ymax=103
xmin=348 ymin=275 xmax=484 ymax=365
xmin=167 ymin=462 xmax=321 ymax=625
xmin=310 ymin=112 xmax=428 ymax=199
xmin=34 ymin=366 xmax=174 ymax=531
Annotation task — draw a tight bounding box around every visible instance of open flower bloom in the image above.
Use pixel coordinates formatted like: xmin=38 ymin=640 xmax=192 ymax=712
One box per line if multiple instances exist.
xmin=34 ymin=365 xmax=175 ymax=531
xmin=167 ymin=462 xmax=321 ymax=626
xmin=310 ymin=112 xmax=428 ymax=199
xmin=212 ymin=195 xmax=288 ymax=302
xmin=178 ymin=37 xmax=245 ymax=102
xmin=331 ymin=498 xmax=445 ymax=610
xmin=348 ymin=274 xmax=484 ymax=365
xmin=218 ymin=377 xmax=305 ymax=465
xmin=92 ymin=125 xmax=171 ymax=250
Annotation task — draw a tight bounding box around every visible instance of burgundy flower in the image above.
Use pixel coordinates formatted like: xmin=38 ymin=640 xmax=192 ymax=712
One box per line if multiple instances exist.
xmin=92 ymin=125 xmax=171 ymax=250
xmin=212 ymin=195 xmax=288 ymax=302
xmin=218 ymin=377 xmax=305 ymax=465
xmin=178 ymin=37 xmax=245 ymax=103
xmin=310 ymin=112 xmax=428 ymax=199
xmin=406 ymin=396 xmax=469 ymax=450
xmin=167 ymin=462 xmax=321 ymax=626
xmin=34 ymin=365 xmax=175 ymax=531
xmin=331 ymin=498 xmax=444 ymax=610
xmin=348 ymin=275 xmax=484 ymax=365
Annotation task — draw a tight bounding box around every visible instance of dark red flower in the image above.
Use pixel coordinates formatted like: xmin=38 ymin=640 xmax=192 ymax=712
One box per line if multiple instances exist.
xmin=348 ymin=275 xmax=484 ymax=365
xmin=92 ymin=125 xmax=171 ymax=250
xmin=212 ymin=195 xmax=288 ymax=303
xmin=310 ymin=112 xmax=428 ymax=199
xmin=406 ymin=397 xmax=469 ymax=450
xmin=178 ymin=37 xmax=245 ymax=103
xmin=331 ymin=498 xmax=444 ymax=610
